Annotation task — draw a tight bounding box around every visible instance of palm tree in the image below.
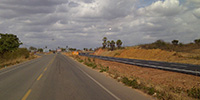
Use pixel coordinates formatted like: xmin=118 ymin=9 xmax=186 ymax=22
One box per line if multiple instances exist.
xmin=102 ymin=37 xmax=107 ymax=42
xmin=110 ymin=40 xmax=115 ymax=51
xmin=102 ymin=37 xmax=107 ymax=49
xmin=107 ymin=41 xmax=110 ymax=48
xmin=116 ymin=39 xmax=122 ymax=49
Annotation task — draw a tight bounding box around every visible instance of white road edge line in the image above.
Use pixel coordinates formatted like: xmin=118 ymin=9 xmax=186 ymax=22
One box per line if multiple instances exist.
xmin=171 ymin=64 xmax=187 ymax=68
xmin=119 ymin=61 xmax=200 ymax=74
xmin=75 ymin=65 xmax=121 ymax=100
xmin=0 ymin=59 xmax=39 ymax=76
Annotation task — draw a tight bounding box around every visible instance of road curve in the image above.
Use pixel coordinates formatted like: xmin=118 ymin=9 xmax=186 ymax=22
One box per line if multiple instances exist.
xmin=0 ymin=54 xmax=152 ymax=100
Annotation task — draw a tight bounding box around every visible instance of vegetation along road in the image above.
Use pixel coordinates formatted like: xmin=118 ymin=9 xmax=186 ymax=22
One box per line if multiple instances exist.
xmin=0 ymin=53 xmax=152 ymax=100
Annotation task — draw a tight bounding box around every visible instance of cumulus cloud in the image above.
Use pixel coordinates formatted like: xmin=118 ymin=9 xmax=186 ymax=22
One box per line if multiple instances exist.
xmin=193 ymin=8 xmax=200 ymax=19
xmin=0 ymin=0 xmax=200 ymax=49
xmin=138 ymin=0 xmax=184 ymax=16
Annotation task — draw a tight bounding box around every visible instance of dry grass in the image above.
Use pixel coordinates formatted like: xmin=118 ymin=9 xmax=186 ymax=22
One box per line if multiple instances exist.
xmin=0 ymin=53 xmax=39 ymax=70
xmin=65 ymin=52 xmax=200 ymax=100
xmin=94 ymin=48 xmax=200 ymax=65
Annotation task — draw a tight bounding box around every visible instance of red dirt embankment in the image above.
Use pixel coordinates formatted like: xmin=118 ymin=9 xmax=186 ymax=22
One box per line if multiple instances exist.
xmin=94 ymin=47 xmax=200 ymax=65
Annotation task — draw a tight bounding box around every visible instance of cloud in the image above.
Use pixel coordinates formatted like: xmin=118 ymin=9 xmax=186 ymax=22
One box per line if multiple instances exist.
xmin=0 ymin=0 xmax=200 ymax=49
xmin=193 ymin=8 xmax=200 ymax=19
xmin=138 ymin=0 xmax=184 ymax=16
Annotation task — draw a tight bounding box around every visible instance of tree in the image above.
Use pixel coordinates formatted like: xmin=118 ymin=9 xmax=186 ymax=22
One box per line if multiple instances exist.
xmin=69 ymin=48 xmax=76 ymax=51
xmin=61 ymin=48 xmax=66 ymax=51
xmin=37 ymin=48 xmax=43 ymax=52
xmin=0 ymin=33 xmax=22 ymax=55
xmin=83 ymin=48 xmax=88 ymax=51
xmin=107 ymin=41 xmax=110 ymax=48
xmin=89 ymin=48 xmax=93 ymax=51
xmin=194 ymin=39 xmax=200 ymax=45
xmin=29 ymin=46 xmax=37 ymax=51
xmin=110 ymin=40 xmax=115 ymax=51
xmin=102 ymin=37 xmax=107 ymax=42
xmin=154 ymin=40 xmax=166 ymax=47
xmin=116 ymin=39 xmax=122 ymax=49
xmin=172 ymin=40 xmax=179 ymax=45
xmin=102 ymin=37 xmax=107 ymax=49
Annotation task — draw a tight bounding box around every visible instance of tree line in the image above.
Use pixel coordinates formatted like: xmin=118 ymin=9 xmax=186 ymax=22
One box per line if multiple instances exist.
xmin=171 ymin=39 xmax=200 ymax=45
xmin=102 ymin=37 xmax=123 ymax=51
xmin=140 ymin=39 xmax=200 ymax=52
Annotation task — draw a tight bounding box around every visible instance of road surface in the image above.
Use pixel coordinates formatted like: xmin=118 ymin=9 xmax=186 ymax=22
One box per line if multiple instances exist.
xmin=0 ymin=54 xmax=151 ymax=100
xmin=79 ymin=53 xmax=200 ymax=76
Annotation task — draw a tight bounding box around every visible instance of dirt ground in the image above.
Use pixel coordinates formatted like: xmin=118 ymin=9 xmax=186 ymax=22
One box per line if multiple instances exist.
xmin=66 ymin=52 xmax=200 ymax=100
xmin=94 ymin=48 xmax=200 ymax=65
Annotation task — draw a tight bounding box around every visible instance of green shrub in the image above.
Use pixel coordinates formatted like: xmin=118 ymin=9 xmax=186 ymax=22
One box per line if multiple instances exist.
xmin=147 ymin=87 xmax=156 ymax=95
xmin=88 ymin=57 xmax=91 ymax=62
xmin=187 ymin=87 xmax=200 ymax=99
xmin=78 ymin=59 xmax=84 ymax=63
xmin=84 ymin=61 xmax=97 ymax=69
xmin=100 ymin=66 xmax=109 ymax=72
xmin=92 ymin=65 xmax=97 ymax=69
xmin=121 ymin=77 xmax=141 ymax=89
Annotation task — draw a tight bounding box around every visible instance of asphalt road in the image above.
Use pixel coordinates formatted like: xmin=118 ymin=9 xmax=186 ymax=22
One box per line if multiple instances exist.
xmin=0 ymin=54 xmax=151 ymax=100
xmin=79 ymin=53 xmax=200 ymax=76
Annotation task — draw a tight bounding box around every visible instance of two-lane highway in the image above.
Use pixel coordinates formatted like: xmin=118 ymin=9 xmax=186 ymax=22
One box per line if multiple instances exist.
xmin=0 ymin=54 xmax=151 ymax=100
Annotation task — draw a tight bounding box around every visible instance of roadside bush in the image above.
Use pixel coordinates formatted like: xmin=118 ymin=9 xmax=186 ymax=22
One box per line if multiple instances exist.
xmin=122 ymin=77 xmax=141 ymax=89
xmin=187 ymin=87 xmax=200 ymax=99
xmin=88 ymin=57 xmax=91 ymax=62
xmin=78 ymin=59 xmax=84 ymax=63
xmin=0 ymin=48 xmax=30 ymax=69
xmin=147 ymin=87 xmax=156 ymax=95
xmin=1 ymin=48 xmax=29 ymax=61
xmin=100 ymin=66 xmax=109 ymax=72
xmin=84 ymin=61 xmax=97 ymax=69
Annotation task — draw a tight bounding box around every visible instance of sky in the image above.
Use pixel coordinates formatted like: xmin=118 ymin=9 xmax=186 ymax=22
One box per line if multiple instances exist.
xmin=0 ymin=0 xmax=200 ymax=49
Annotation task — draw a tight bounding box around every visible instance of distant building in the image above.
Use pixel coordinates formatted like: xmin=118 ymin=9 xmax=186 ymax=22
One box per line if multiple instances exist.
xmin=30 ymin=50 xmax=37 ymax=53
xmin=43 ymin=48 xmax=49 ymax=53
xmin=57 ymin=49 xmax=61 ymax=52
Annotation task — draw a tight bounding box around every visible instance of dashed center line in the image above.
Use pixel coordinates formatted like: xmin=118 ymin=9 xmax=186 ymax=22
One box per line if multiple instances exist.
xmin=37 ymin=74 xmax=43 ymax=81
xmin=21 ymin=55 xmax=56 ymax=100
xmin=21 ymin=89 xmax=32 ymax=100
xmin=44 ymin=67 xmax=47 ymax=71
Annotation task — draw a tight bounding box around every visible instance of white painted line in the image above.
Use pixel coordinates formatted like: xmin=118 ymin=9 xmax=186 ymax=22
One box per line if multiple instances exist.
xmin=75 ymin=65 xmax=121 ymax=100
xmin=171 ymin=64 xmax=187 ymax=68
xmin=148 ymin=65 xmax=200 ymax=74
xmin=125 ymin=62 xmax=199 ymax=74
xmin=149 ymin=62 xmax=158 ymax=65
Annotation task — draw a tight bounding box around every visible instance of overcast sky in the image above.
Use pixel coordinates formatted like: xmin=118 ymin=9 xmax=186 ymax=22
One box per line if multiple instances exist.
xmin=0 ymin=0 xmax=200 ymax=49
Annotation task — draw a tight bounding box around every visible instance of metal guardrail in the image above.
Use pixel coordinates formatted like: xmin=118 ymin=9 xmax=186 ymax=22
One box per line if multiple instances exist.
xmin=79 ymin=53 xmax=200 ymax=76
